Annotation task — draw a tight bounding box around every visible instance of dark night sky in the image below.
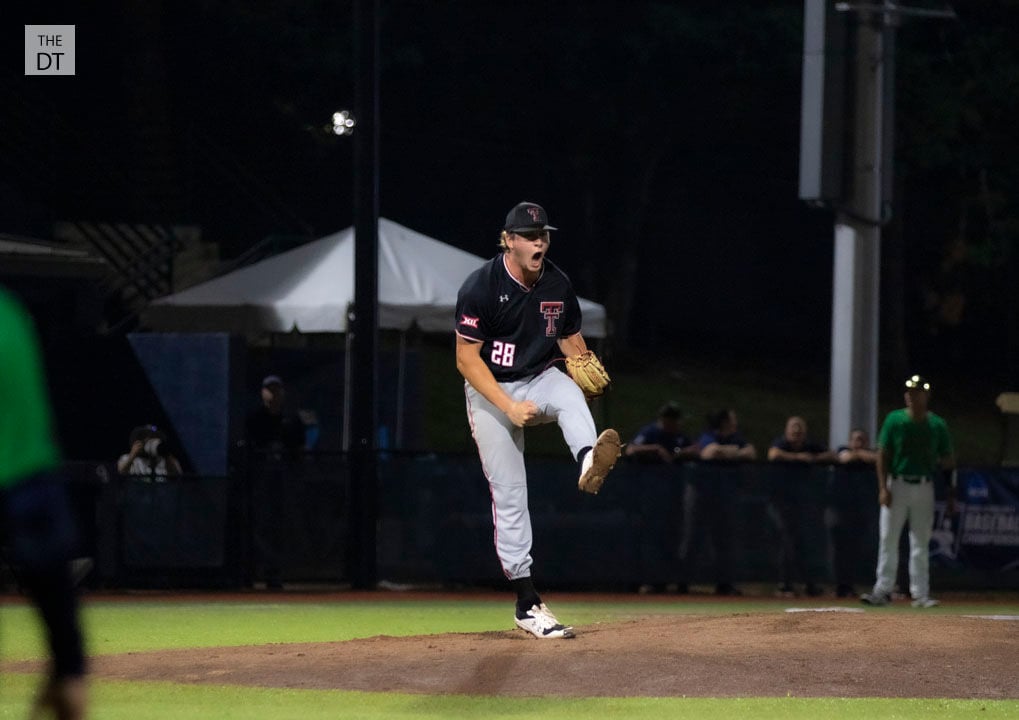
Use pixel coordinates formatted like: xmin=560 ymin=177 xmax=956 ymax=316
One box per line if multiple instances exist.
xmin=3 ymin=1 xmax=1017 ymax=380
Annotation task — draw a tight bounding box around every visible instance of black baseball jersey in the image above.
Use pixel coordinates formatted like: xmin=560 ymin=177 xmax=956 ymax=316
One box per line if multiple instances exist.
xmin=455 ymin=254 xmax=582 ymax=381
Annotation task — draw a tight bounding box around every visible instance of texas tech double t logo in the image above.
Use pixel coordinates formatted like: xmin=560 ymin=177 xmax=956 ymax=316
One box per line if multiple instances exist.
xmin=540 ymin=302 xmax=564 ymax=337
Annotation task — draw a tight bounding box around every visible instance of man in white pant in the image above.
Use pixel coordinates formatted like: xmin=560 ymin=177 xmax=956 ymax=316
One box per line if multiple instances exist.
xmin=455 ymin=202 xmax=621 ymax=639
xmin=862 ymin=375 xmax=956 ymax=608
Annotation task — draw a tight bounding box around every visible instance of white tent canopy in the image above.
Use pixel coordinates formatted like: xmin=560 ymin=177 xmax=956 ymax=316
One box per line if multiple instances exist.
xmin=144 ymin=218 xmax=607 ymax=338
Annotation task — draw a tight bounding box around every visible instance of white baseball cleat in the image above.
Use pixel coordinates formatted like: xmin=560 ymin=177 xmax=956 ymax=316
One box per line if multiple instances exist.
xmin=578 ymin=429 xmax=621 ymax=494
xmin=911 ymin=597 xmax=940 ymax=608
xmin=515 ymin=603 xmax=576 ymax=639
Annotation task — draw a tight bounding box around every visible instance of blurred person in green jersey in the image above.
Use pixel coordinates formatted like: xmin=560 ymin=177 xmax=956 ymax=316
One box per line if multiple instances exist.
xmin=0 ymin=285 xmax=87 ymax=719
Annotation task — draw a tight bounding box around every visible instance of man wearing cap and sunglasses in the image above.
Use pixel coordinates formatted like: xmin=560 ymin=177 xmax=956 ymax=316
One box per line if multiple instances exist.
xmin=455 ymin=201 xmax=621 ymax=639
xmin=861 ymin=375 xmax=956 ymax=608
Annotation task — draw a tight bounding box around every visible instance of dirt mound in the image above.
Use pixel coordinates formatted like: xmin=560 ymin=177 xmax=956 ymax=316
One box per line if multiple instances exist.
xmin=12 ymin=612 xmax=1014 ymax=698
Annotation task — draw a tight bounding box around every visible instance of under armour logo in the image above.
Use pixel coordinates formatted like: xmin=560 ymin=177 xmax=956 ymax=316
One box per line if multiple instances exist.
xmin=499 ymin=294 xmax=509 ymax=303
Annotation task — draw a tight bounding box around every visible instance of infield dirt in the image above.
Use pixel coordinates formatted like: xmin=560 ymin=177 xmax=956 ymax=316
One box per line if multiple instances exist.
xmin=10 ymin=611 xmax=1016 ymax=698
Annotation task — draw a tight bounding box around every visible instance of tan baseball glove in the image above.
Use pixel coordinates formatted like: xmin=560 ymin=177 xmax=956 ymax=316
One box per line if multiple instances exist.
xmin=565 ymin=350 xmax=611 ymax=399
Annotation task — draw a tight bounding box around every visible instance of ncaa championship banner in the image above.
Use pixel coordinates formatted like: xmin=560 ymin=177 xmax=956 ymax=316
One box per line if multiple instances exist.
xmin=932 ymin=469 xmax=1019 ymax=576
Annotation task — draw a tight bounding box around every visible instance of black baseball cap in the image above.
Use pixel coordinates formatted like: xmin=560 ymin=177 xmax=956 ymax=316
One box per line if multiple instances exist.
xmin=262 ymin=374 xmax=284 ymax=388
xmin=904 ymin=374 xmax=931 ymax=392
xmin=658 ymin=402 xmax=684 ymax=420
xmin=128 ymin=424 xmax=159 ymax=444
xmin=504 ymin=202 xmax=557 ymax=232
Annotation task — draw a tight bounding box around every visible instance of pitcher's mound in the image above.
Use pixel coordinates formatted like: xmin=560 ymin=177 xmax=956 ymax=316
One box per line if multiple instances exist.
xmin=13 ymin=613 xmax=1019 ymax=697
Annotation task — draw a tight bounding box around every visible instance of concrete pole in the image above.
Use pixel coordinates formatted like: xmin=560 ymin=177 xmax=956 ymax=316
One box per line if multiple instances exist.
xmin=829 ymin=9 xmax=892 ymax=450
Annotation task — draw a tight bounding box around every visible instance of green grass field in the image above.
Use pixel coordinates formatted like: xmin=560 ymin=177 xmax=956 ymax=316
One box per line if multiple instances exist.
xmin=3 ymin=594 xmax=1017 ymax=719
xmin=3 ymin=341 xmax=1007 ymax=717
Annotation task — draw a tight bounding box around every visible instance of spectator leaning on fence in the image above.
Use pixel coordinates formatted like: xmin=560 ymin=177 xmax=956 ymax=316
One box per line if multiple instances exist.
xmin=767 ymin=415 xmax=834 ymax=598
xmin=675 ymin=408 xmax=757 ymax=597
xmin=625 ymin=401 xmax=700 ymax=464
xmin=624 ymin=401 xmax=698 ymax=595
xmin=698 ymin=409 xmax=757 ymax=462
xmin=837 ymin=428 xmax=879 ymax=466
xmin=767 ymin=416 xmax=836 ymax=465
xmin=829 ymin=427 xmax=879 ymax=598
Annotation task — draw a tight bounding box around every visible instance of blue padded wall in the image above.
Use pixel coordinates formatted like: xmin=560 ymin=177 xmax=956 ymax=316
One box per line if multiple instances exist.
xmin=128 ymin=333 xmax=238 ymax=476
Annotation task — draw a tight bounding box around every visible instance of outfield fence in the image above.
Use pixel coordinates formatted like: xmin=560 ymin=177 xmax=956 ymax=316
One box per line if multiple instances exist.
xmin=48 ymin=455 xmax=1019 ymax=592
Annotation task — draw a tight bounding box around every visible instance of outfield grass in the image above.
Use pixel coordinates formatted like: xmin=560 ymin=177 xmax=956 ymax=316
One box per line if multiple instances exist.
xmin=2 ymin=596 xmax=1017 ymax=719
xmin=3 ymin=672 xmax=1016 ymax=720
xmin=4 ymin=672 xmax=1015 ymax=720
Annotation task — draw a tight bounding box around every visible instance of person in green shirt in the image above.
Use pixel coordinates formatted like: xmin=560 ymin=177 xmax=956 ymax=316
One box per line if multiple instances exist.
xmin=0 ymin=286 xmax=88 ymax=718
xmin=861 ymin=375 xmax=956 ymax=609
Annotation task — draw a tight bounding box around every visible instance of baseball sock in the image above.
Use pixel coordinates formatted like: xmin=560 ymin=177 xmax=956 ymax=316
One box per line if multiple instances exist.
xmin=576 ymin=446 xmax=592 ymax=465
xmin=511 ymin=577 xmax=541 ymax=615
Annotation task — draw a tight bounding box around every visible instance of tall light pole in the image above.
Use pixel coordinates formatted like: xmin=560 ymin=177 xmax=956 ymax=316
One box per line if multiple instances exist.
xmin=800 ymin=1 xmax=956 ymax=450
xmin=349 ymin=0 xmax=380 ymax=590
xmin=827 ymin=4 xmax=892 ymax=451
